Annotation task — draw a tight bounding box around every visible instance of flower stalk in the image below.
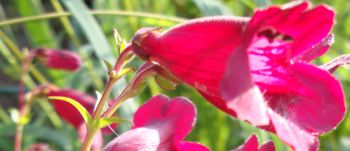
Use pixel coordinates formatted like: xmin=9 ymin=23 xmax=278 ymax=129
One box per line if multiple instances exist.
xmin=80 ymin=46 xmax=136 ymax=150
xmin=81 ymin=126 xmax=99 ymax=151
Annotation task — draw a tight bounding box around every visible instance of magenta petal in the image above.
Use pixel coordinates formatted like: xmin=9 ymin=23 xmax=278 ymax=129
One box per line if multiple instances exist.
xmin=233 ymin=135 xmax=275 ymax=151
xmin=132 ymin=16 xmax=248 ymax=97
xmin=133 ymin=95 xmax=196 ymax=142
xmin=258 ymin=141 xmax=275 ymax=151
xmin=221 ymin=46 xmax=269 ymax=126
xmin=268 ymin=110 xmax=318 ymax=151
xmin=103 ymin=127 xmax=163 ymax=151
xmin=104 ymin=95 xmax=207 ymax=151
xmin=48 ymin=89 xmax=95 ymax=128
xmin=298 ymin=34 xmax=334 ymax=62
xmin=266 ymin=62 xmax=346 ymax=134
xmin=175 ymin=141 xmax=210 ymax=151
xmin=247 ymin=2 xmax=334 ymax=61
xmin=232 ymin=135 xmax=258 ymax=151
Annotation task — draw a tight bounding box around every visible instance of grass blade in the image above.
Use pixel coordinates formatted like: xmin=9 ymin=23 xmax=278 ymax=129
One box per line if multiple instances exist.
xmin=62 ymin=0 xmax=113 ymax=62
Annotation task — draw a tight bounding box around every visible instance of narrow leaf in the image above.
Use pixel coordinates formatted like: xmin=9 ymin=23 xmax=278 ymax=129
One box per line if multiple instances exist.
xmin=48 ymin=96 xmax=92 ymax=124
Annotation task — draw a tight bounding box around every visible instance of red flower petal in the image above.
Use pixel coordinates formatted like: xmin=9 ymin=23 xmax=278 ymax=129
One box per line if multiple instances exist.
xmin=233 ymin=135 xmax=275 ymax=151
xmin=233 ymin=135 xmax=258 ymax=151
xmin=258 ymin=141 xmax=275 ymax=151
xmin=267 ymin=110 xmax=318 ymax=151
xmin=48 ymin=89 xmax=95 ymax=128
xmin=103 ymin=127 xmax=164 ymax=151
xmin=132 ymin=16 xmax=248 ymax=97
xmin=298 ymin=34 xmax=334 ymax=62
xmin=221 ymin=45 xmax=269 ymax=126
xmin=265 ymin=63 xmax=346 ymax=134
xmin=246 ymin=2 xmax=334 ymax=61
xmin=175 ymin=142 xmax=210 ymax=151
xmin=133 ymin=95 xmax=196 ymax=142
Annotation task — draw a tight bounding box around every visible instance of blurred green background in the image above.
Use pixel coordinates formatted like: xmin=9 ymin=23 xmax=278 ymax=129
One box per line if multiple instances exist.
xmin=0 ymin=0 xmax=349 ymax=150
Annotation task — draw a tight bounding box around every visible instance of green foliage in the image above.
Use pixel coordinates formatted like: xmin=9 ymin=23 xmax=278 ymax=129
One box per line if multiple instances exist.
xmin=0 ymin=0 xmax=349 ymax=150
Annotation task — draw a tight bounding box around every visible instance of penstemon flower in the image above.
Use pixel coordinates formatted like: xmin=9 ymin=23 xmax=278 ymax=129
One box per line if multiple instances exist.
xmin=221 ymin=2 xmax=345 ymax=151
xmin=129 ymin=1 xmax=346 ymax=151
xmin=103 ymin=95 xmax=209 ymax=151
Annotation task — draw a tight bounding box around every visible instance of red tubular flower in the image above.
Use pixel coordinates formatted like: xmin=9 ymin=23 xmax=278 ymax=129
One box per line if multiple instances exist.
xmin=233 ymin=135 xmax=274 ymax=151
xmin=34 ymin=48 xmax=82 ymax=71
xmin=131 ymin=16 xmax=249 ymax=119
xmin=221 ymin=2 xmax=345 ymax=151
xmin=103 ymin=95 xmax=209 ymax=151
xmin=130 ymin=2 xmax=345 ymax=151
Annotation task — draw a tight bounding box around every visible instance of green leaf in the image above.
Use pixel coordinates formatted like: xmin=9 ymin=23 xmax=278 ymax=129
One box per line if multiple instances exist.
xmin=96 ymin=117 xmax=131 ymax=128
xmin=48 ymin=96 xmax=92 ymax=124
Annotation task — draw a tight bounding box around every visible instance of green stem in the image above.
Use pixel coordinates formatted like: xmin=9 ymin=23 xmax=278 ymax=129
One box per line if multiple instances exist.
xmin=80 ymin=126 xmax=99 ymax=151
xmin=91 ymin=77 xmax=116 ymax=120
xmin=0 ymin=10 xmax=186 ymax=27
xmin=14 ymin=124 xmax=23 ymax=151
xmin=102 ymin=92 xmax=130 ymax=118
xmin=81 ymin=75 xmax=117 ymax=150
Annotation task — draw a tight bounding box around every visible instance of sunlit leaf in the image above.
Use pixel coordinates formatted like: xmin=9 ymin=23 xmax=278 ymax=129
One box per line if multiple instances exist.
xmin=48 ymin=96 xmax=92 ymax=124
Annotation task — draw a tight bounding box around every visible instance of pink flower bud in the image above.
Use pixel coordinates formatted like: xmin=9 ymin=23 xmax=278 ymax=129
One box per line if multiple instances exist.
xmin=34 ymin=48 xmax=82 ymax=71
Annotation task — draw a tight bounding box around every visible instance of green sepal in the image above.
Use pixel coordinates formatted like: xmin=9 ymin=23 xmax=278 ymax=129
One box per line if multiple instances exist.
xmin=155 ymin=74 xmax=178 ymax=90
